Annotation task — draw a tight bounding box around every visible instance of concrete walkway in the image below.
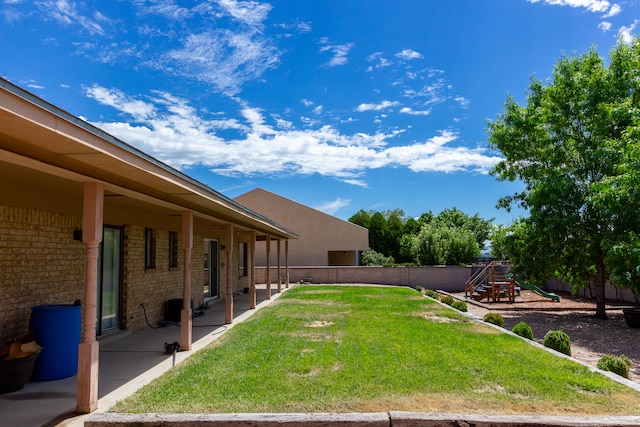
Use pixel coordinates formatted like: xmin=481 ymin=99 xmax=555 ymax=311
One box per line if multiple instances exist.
xmin=0 ymin=285 xmax=285 ymax=427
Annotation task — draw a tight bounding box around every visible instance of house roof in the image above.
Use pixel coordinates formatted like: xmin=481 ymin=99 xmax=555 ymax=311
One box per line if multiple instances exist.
xmin=0 ymin=77 xmax=297 ymax=239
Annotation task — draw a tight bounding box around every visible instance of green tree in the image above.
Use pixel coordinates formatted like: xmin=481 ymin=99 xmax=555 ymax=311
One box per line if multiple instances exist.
xmin=387 ymin=212 xmax=405 ymax=261
xmin=369 ymin=212 xmax=390 ymax=256
xmin=348 ymin=209 xmax=371 ymax=229
xmin=487 ymin=41 xmax=640 ymax=318
xmin=409 ymin=222 xmax=480 ymax=265
xmin=359 ymin=248 xmax=394 ymax=266
xmin=437 ymin=208 xmax=494 ymax=251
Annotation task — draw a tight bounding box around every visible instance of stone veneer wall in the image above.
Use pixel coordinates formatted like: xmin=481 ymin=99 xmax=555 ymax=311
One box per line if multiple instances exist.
xmin=0 ymin=206 xmax=85 ymax=341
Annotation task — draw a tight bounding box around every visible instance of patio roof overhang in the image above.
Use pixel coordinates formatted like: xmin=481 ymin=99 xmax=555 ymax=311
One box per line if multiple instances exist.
xmin=0 ymin=78 xmax=297 ymax=241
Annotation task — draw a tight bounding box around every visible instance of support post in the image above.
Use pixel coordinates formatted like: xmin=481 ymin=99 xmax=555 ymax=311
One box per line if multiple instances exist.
xmin=225 ymin=224 xmax=234 ymax=324
xmin=277 ymin=239 xmax=282 ymax=293
xmin=249 ymin=231 xmax=256 ymax=309
xmin=285 ymin=240 xmax=290 ymax=288
xmin=181 ymin=211 xmax=193 ymax=351
xmin=265 ymin=236 xmax=271 ymax=299
xmin=77 ymin=182 xmax=103 ymax=414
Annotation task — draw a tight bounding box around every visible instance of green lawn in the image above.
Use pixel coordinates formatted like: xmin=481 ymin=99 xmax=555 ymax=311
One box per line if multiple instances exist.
xmin=115 ymin=285 xmax=640 ymax=415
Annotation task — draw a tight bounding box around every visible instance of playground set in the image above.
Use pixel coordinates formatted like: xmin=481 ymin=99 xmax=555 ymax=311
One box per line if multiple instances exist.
xmin=465 ymin=261 xmax=560 ymax=303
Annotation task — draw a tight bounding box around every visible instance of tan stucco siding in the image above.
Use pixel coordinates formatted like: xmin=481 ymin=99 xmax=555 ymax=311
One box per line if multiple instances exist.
xmin=234 ymin=188 xmax=369 ymax=266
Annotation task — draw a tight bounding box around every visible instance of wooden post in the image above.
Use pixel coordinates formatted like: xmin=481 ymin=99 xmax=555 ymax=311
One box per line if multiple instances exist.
xmin=285 ymin=240 xmax=290 ymax=288
xmin=181 ymin=211 xmax=193 ymax=351
xmin=249 ymin=231 xmax=256 ymax=309
xmin=225 ymin=224 xmax=234 ymax=324
xmin=265 ymin=236 xmax=271 ymax=299
xmin=77 ymin=182 xmax=103 ymax=413
xmin=277 ymin=239 xmax=282 ymax=293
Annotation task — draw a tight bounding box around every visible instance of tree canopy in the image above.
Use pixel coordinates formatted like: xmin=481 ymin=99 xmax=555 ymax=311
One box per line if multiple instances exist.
xmin=349 ymin=207 xmax=492 ymax=266
xmin=487 ymin=40 xmax=640 ymax=318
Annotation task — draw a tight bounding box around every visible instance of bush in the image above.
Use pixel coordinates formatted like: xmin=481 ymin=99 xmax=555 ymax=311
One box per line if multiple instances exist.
xmin=511 ymin=322 xmax=534 ymax=340
xmin=440 ymin=296 xmax=455 ymax=306
xmin=415 ymin=286 xmax=423 ymax=292
xmin=597 ymin=354 xmax=632 ymax=378
xmin=483 ymin=312 xmax=505 ymax=328
xmin=424 ymin=289 xmax=439 ymax=299
xmin=451 ymin=301 xmax=468 ymax=312
xmin=543 ymin=330 xmax=571 ymax=356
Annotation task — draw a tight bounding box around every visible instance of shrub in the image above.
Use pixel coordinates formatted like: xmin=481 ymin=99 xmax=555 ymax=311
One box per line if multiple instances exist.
xmin=597 ymin=354 xmax=632 ymax=378
xmin=511 ymin=322 xmax=534 ymax=340
xmin=543 ymin=330 xmax=571 ymax=356
xmin=424 ymin=289 xmax=439 ymax=299
xmin=415 ymin=286 xmax=423 ymax=292
xmin=483 ymin=312 xmax=505 ymax=328
xmin=451 ymin=301 xmax=468 ymax=312
xmin=440 ymin=296 xmax=455 ymax=306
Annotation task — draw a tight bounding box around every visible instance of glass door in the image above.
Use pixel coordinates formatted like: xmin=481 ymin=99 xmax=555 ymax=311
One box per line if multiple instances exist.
xmin=204 ymin=239 xmax=219 ymax=300
xmin=97 ymin=226 xmax=123 ymax=335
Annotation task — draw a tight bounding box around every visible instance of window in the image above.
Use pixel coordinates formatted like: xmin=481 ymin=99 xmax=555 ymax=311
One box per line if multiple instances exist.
xmin=144 ymin=228 xmax=156 ymax=269
xmin=169 ymin=231 xmax=178 ymax=268
xmin=239 ymin=242 xmax=248 ymax=277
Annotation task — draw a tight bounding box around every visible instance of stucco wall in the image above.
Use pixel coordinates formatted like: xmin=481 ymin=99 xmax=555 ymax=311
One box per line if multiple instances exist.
xmin=255 ymin=266 xmax=472 ymax=292
xmin=256 ymin=266 xmax=638 ymax=304
xmin=234 ymin=189 xmax=369 ymax=266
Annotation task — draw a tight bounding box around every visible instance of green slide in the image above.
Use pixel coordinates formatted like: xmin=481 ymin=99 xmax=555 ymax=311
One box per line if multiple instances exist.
xmin=513 ymin=276 xmax=560 ymax=302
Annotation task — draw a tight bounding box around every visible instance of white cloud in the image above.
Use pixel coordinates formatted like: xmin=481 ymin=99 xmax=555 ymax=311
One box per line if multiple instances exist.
xmin=598 ymin=21 xmax=612 ymax=31
xmin=37 ymin=0 xmax=106 ymax=35
xmin=400 ymin=107 xmax=431 ymax=116
xmin=603 ymin=3 xmax=621 ymax=17
xmin=216 ymin=0 xmax=272 ymax=26
xmin=313 ymin=198 xmax=351 ymax=214
xmin=527 ymin=0 xmax=613 ymax=14
xmin=395 ymin=49 xmax=423 ymax=60
xmin=86 ymin=86 xmax=501 ymax=184
xmin=162 ymin=30 xmax=280 ymax=95
xmin=454 ymin=96 xmax=470 ymax=109
xmin=619 ymin=20 xmax=639 ymax=43
xmin=356 ymin=100 xmax=400 ymax=112
xmin=319 ymin=40 xmax=355 ymax=67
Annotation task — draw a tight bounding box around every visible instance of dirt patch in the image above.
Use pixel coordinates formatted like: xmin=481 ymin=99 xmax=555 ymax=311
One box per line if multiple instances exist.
xmin=305 ymin=320 xmax=335 ymax=328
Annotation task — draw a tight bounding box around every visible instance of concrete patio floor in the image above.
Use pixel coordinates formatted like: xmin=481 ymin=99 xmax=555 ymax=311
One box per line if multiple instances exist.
xmin=0 ymin=285 xmax=286 ymax=427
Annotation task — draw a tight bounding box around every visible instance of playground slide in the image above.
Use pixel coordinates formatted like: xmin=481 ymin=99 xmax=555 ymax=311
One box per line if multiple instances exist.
xmin=513 ymin=276 xmax=560 ymax=302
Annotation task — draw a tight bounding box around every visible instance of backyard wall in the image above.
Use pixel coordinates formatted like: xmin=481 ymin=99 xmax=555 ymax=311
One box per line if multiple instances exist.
xmin=256 ymin=265 xmax=638 ymax=304
xmin=255 ymin=266 xmax=471 ymax=293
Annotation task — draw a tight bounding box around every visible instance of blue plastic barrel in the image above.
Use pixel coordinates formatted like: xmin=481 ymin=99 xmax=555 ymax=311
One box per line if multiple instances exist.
xmin=29 ymin=304 xmax=81 ymax=381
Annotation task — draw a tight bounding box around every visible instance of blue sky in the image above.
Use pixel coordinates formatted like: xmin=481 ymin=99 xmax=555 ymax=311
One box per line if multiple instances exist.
xmin=1 ymin=0 xmax=638 ymax=225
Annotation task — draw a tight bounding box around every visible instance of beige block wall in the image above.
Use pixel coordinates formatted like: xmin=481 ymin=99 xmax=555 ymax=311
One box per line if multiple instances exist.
xmin=0 ymin=206 xmax=85 ymax=341
xmin=0 ymin=204 xmax=253 ymax=341
xmin=122 ymin=225 xmax=206 ymax=331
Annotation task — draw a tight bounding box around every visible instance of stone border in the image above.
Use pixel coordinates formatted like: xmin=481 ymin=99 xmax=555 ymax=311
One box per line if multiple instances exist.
xmin=86 ymin=411 xmax=640 ymax=426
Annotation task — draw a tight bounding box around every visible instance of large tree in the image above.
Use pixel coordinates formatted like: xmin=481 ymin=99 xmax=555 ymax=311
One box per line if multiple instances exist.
xmin=487 ymin=40 xmax=640 ymax=318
